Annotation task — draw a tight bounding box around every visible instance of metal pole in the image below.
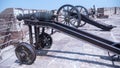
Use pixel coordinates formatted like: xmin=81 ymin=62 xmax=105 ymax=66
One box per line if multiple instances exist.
xmin=28 ymin=25 xmax=33 ymax=44
xmin=34 ymin=26 xmax=40 ymax=46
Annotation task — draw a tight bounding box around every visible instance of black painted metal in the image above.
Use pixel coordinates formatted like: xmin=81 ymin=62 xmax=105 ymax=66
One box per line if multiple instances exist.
xmin=34 ymin=26 xmax=40 ymax=48
xmin=17 ymin=8 xmax=115 ymax=31
xmin=81 ymin=14 xmax=114 ymax=31
xmin=65 ymin=10 xmax=114 ymax=31
xmin=56 ymin=4 xmax=81 ymax=28
xmin=75 ymin=5 xmax=89 ymax=27
xmin=15 ymin=4 xmax=119 ymax=65
xmin=34 ymin=11 xmax=54 ymax=21
xmin=24 ymin=20 xmax=120 ymax=55
xmin=38 ymin=32 xmax=53 ymax=49
xmin=28 ymin=25 xmax=33 ymax=44
xmin=17 ymin=11 xmax=55 ymax=21
xmin=15 ymin=42 xmax=36 ymax=65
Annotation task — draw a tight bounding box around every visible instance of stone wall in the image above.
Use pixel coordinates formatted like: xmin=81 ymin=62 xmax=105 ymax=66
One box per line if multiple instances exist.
xmin=0 ymin=8 xmax=50 ymax=43
xmin=0 ymin=8 xmax=29 ymax=42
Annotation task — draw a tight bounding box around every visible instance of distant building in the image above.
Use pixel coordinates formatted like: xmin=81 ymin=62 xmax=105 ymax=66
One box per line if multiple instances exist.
xmin=104 ymin=7 xmax=120 ymax=15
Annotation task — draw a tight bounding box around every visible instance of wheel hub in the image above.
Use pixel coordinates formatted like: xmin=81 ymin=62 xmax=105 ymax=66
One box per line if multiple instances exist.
xmin=36 ymin=33 xmax=52 ymax=49
xmin=20 ymin=52 xmax=26 ymax=57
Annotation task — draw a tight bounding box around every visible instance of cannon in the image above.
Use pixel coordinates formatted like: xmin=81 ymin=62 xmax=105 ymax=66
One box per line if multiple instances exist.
xmin=17 ymin=11 xmax=55 ymax=21
xmin=57 ymin=4 xmax=115 ymax=31
xmin=15 ymin=4 xmax=120 ymax=65
xmin=17 ymin=4 xmax=115 ymax=31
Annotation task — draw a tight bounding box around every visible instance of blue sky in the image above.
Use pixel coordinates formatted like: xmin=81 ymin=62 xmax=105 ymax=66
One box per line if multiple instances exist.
xmin=0 ymin=0 xmax=120 ymax=12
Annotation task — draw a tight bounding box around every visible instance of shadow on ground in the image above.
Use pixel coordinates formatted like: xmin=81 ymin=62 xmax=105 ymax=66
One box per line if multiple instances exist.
xmin=36 ymin=49 xmax=120 ymax=68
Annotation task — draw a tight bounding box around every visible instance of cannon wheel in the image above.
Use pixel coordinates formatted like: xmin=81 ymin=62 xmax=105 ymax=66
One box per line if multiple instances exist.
xmin=75 ymin=5 xmax=89 ymax=27
xmin=57 ymin=4 xmax=81 ymax=28
xmin=37 ymin=32 xmax=52 ymax=49
xmin=15 ymin=42 xmax=36 ymax=65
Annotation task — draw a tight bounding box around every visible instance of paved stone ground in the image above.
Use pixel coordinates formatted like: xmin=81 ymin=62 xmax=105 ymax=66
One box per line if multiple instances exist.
xmin=0 ymin=15 xmax=120 ymax=68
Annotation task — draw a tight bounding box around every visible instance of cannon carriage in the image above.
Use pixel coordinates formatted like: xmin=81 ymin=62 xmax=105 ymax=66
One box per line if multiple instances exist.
xmin=15 ymin=4 xmax=119 ymax=65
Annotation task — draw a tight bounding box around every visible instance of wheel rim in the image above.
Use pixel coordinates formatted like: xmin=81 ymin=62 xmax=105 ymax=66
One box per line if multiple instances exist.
xmin=75 ymin=5 xmax=89 ymax=27
xmin=38 ymin=33 xmax=52 ymax=49
xmin=57 ymin=4 xmax=81 ymax=28
xmin=15 ymin=42 xmax=36 ymax=65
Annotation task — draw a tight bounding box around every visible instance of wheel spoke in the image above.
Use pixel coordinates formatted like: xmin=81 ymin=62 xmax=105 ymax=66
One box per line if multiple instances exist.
xmin=75 ymin=5 xmax=89 ymax=27
xmin=79 ymin=8 xmax=83 ymax=12
xmin=67 ymin=6 xmax=70 ymax=12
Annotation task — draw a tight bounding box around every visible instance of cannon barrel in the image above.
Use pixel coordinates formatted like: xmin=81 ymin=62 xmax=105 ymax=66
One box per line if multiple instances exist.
xmin=81 ymin=14 xmax=114 ymax=31
xmin=17 ymin=11 xmax=55 ymax=21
